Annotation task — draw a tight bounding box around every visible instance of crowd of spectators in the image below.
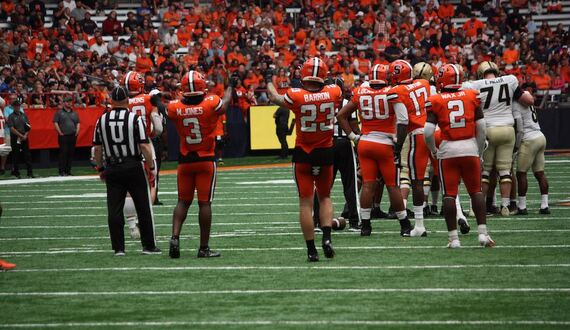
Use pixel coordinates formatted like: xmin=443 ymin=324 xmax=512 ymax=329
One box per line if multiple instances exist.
xmin=0 ymin=0 xmax=568 ymax=114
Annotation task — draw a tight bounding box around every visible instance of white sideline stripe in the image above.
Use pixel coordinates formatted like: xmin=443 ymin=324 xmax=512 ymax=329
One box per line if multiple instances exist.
xmin=545 ymin=159 xmax=570 ymax=163
xmin=3 ymin=229 xmax=570 ymax=240
xmin=1 ymin=320 xmax=570 ymax=328
xmin=10 ymin=264 xmax=570 ymax=273
xmin=0 ymin=220 xmax=564 ymax=229
xmin=1 ymin=288 xmax=569 ymax=297
xmin=1 ymin=213 xmax=567 ymax=220
xmin=3 ymin=245 xmax=570 ymax=255
xmin=0 ymin=176 xmax=98 ymax=186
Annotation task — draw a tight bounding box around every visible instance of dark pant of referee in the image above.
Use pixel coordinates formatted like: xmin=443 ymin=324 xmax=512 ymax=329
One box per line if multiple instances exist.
xmin=314 ymin=137 xmax=358 ymax=224
xmin=106 ymin=162 xmax=156 ymax=252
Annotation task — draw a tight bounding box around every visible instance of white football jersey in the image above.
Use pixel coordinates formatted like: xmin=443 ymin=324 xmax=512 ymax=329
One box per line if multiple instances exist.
xmin=512 ymin=102 xmax=543 ymax=141
xmin=462 ymin=75 xmax=520 ymax=128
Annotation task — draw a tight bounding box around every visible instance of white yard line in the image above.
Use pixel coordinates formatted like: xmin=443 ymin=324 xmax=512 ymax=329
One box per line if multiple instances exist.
xmin=1 ymin=288 xmax=569 ymax=297
xmin=9 ymin=264 xmax=570 ymax=273
xmin=1 ymin=320 xmax=569 ymax=328
xmin=3 ymin=229 xmax=570 ymax=241
xmin=2 ymin=245 xmax=570 ymax=256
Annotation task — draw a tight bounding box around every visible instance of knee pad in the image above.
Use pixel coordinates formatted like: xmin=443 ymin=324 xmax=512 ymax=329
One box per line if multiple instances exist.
xmin=400 ymin=177 xmax=410 ymax=190
xmin=499 ymin=170 xmax=511 ymax=177
xmin=499 ymin=174 xmax=512 ymax=184
xmin=482 ymin=172 xmax=490 ymax=184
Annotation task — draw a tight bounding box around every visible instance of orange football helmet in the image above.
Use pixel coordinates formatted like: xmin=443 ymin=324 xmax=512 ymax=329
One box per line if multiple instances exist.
xmin=436 ymin=64 xmax=463 ymax=90
xmin=388 ymin=59 xmax=413 ymax=85
xmin=369 ymin=64 xmax=388 ymax=86
xmin=300 ymin=57 xmax=328 ymax=84
xmin=181 ymin=70 xmax=207 ymax=96
xmin=122 ymin=71 xmax=145 ymax=95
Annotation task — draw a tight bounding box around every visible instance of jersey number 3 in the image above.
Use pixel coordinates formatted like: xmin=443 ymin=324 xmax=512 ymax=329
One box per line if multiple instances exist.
xmin=183 ymin=118 xmax=202 ymax=144
xmin=300 ymin=102 xmax=334 ymax=132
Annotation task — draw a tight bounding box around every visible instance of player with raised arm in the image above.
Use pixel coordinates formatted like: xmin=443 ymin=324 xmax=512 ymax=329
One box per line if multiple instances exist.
xmin=513 ymin=102 xmax=550 ymax=215
xmin=461 ymin=61 xmax=534 ymax=216
xmin=267 ymin=57 xmax=341 ymax=262
xmin=425 ymin=64 xmax=494 ymax=248
xmin=337 ymin=64 xmax=413 ymax=237
xmin=388 ymin=60 xmax=436 ymax=237
xmin=121 ymin=71 xmax=165 ymax=239
xmin=167 ymin=71 xmax=232 ymax=258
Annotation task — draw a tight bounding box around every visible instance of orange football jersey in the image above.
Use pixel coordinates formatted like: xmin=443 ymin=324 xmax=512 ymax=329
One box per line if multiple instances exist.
xmin=284 ymin=85 xmax=342 ymax=153
xmin=128 ymin=94 xmax=155 ymax=136
xmin=351 ymin=85 xmax=394 ymax=135
xmin=427 ymin=89 xmax=480 ymax=141
xmin=387 ymin=79 xmax=431 ymax=133
xmin=167 ymin=95 xmax=223 ymax=158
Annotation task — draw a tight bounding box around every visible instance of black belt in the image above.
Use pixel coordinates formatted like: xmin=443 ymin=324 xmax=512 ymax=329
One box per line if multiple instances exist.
xmin=334 ymin=136 xmax=349 ymax=140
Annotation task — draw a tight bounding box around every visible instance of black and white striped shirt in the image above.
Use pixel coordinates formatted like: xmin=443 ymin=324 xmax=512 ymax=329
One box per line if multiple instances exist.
xmin=333 ymin=99 xmax=357 ymax=138
xmin=93 ymin=108 xmax=149 ymax=165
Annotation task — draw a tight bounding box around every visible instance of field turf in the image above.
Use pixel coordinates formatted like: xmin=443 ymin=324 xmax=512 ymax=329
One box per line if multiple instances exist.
xmin=0 ymin=156 xmax=569 ymax=329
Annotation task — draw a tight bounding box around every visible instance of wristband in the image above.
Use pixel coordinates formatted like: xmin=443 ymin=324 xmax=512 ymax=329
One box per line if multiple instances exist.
xmin=347 ymin=132 xmax=360 ymax=141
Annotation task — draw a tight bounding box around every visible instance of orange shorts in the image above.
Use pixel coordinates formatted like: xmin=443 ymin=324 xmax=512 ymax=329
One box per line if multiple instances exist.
xmin=177 ymin=161 xmax=217 ymax=202
xmin=438 ymin=157 xmax=481 ymax=197
xmin=293 ymin=163 xmax=333 ymax=199
xmin=358 ymin=140 xmax=399 ymax=187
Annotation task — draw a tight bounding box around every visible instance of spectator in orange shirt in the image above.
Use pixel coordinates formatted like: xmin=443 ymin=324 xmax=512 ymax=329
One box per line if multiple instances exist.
xmin=272 ymin=68 xmax=290 ymax=95
xmin=533 ymin=67 xmax=552 ymax=90
xmin=177 ymin=24 xmax=192 ymax=47
xmin=371 ymin=33 xmax=390 ymax=53
xmin=438 ymin=0 xmax=455 ymax=19
xmin=163 ymin=3 xmax=181 ymax=28
xmin=502 ymin=41 xmax=519 ymax=65
xmin=353 ymin=50 xmax=371 ymax=77
xmin=341 ymin=64 xmax=355 ymax=88
xmin=462 ymin=15 xmax=484 ymax=38
xmin=429 ymin=42 xmax=445 ymax=59
xmin=227 ymin=46 xmax=247 ymax=66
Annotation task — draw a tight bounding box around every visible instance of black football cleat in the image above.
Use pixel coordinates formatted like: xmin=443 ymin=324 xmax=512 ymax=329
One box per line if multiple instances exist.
xmin=430 ymin=205 xmax=439 ymax=216
xmin=197 ymin=247 xmax=221 ymax=258
xmin=322 ymin=240 xmax=335 ymax=259
xmin=458 ymin=218 xmax=470 ymax=235
xmin=360 ymin=220 xmax=372 ymax=236
xmin=517 ymin=208 xmax=528 ymax=215
xmin=169 ymin=238 xmax=180 ymax=259
xmin=486 ymin=205 xmax=499 ymax=216
xmin=371 ymin=207 xmax=388 ymax=219
xmin=142 ymin=247 xmax=162 ymax=255
xmin=307 ymin=252 xmax=319 ymax=262
xmin=423 ymin=205 xmax=431 ymax=217
xmin=400 ymin=218 xmax=412 ymax=237
xmin=406 ymin=208 xmax=415 ymax=218
xmin=348 ymin=220 xmax=361 ymax=232
xmin=539 ymin=207 xmax=551 ymax=215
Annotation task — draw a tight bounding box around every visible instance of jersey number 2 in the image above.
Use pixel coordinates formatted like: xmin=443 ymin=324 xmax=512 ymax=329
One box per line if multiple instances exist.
xmin=300 ymin=102 xmax=334 ymax=132
xmin=448 ymin=100 xmax=466 ymax=129
xmin=183 ymin=118 xmax=202 ymax=144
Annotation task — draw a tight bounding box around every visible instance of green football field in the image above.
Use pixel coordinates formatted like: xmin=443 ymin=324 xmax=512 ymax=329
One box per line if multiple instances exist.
xmin=1 ymin=156 xmax=569 ymax=329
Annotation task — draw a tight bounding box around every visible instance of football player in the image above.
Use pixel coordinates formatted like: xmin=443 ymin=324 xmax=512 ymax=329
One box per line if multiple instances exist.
xmin=412 ymin=63 xmax=470 ymax=232
xmin=267 ymin=57 xmax=341 ymax=262
xmin=513 ymin=103 xmax=550 ymax=214
xmin=167 ymin=71 xmax=232 ymax=258
xmin=461 ymin=61 xmax=534 ymax=216
xmin=425 ymin=64 xmax=494 ymax=248
xmin=388 ymin=60 xmax=436 ymax=237
xmin=121 ymin=71 xmax=165 ymax=239
xmin=337 ymin=64 xmax=413 ymax=237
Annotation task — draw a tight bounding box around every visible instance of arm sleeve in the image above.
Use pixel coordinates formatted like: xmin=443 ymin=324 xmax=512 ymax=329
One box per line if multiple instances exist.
xmin=92 ymin=118 xmax=102 ymax=145
xmin=476 ymin=118 xmax=487 ymax=155
xmin=134 ymin=115 xmax=149 ymax=144
xmin=424 ymin=121 xmax=437 ymax=154
xmin=283 ymin=89 xmax=294 ymax=105
xmin=150 ymin=111 xmax=163 ymax=136
xmin=394 ymin=102 xmax=409 ymax=125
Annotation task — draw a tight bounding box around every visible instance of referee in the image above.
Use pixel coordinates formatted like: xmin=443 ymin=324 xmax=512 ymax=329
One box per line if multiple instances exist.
xmin=314 ymin=78 xmax=361 ymax=231
xmin=92 ymin=86 xmax=160 ymax=256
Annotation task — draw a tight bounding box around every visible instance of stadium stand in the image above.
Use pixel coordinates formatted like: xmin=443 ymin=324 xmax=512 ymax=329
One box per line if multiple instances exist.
xmin=0 ymin=0 xmax=568 ymax=108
